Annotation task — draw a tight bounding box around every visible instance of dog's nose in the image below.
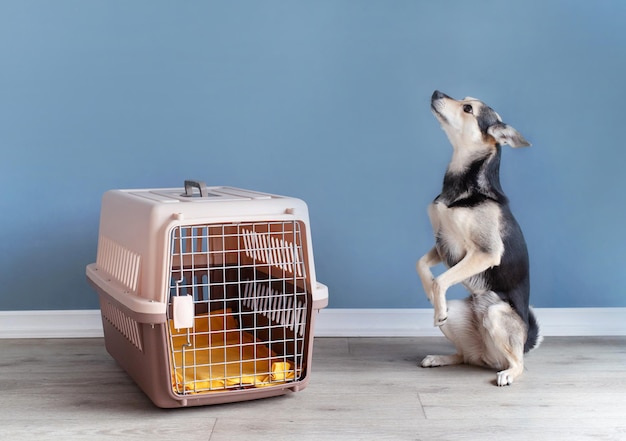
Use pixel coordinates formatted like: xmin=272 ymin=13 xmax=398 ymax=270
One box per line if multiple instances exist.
xmin=432 ymin=90 xmax=449 ymax=100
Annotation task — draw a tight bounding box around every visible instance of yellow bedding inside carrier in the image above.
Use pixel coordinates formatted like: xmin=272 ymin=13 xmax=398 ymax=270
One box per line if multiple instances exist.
xmin=169 ymin=309 xmax=295 ymax=394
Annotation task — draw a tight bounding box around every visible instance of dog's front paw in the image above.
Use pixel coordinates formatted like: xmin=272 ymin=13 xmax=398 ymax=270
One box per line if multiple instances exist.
xmin=422 ymin=279 xmax=435 ymax=304
xmin=434 ymin=312 xmax=448 ymax=327
xmin=431 ymin=280 xmax=447 ymax=326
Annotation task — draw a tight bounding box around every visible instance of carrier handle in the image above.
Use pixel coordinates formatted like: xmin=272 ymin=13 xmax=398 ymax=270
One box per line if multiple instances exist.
xmin=183 ymin=180 xmax=209 ymax=198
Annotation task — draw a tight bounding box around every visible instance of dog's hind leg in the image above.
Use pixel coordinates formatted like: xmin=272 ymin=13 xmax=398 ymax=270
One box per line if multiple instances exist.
xmin=481 ymin=301 xmax=526 ymax=386
xmin=421 ymin=353 xmax=463 ymax=367
xmin=421 ymin=299 xmax=481 ymax=368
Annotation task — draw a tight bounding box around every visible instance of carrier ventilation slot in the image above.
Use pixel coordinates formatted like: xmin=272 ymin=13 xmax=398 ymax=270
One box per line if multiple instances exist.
xmin=242 ymin=280 xmax=307 ymax=337
xmin=100 ymin=300 xmax=143 ymax=351
xmin=96 ymin=236 xmax=141 ymax=293
xmin=242 ymin=228 xmax=303 ymax=277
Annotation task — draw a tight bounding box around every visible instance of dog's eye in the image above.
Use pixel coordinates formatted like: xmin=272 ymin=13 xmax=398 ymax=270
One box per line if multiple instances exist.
xmin=463 ymin=104 xmax=473 ymax=114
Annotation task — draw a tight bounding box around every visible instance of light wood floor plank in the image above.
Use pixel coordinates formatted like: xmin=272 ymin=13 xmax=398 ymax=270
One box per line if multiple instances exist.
xmin=1 ymin=336 xmax=625 ymax=440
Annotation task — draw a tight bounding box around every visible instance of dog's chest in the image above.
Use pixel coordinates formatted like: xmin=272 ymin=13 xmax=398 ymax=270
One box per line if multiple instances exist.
xmin=428 ymin=200 xmax=501 ymax=265
xmin=429 ymin=202 xmax=468 ymax=259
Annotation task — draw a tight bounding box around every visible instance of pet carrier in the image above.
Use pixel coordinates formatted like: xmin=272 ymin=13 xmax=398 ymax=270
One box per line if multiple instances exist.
xmin=86 ymin=181 xmax=328 ymax=408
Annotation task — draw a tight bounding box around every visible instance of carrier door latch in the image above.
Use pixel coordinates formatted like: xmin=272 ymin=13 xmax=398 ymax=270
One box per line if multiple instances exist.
xmin=172 ymin=295 xmax=194 ymax=329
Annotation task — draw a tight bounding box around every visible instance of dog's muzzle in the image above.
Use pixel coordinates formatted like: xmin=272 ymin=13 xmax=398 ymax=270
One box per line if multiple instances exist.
xmin=432 ymin=90 xmax=451 ymax=101
xmin=431 ymin=90 xmax=450 ymax=120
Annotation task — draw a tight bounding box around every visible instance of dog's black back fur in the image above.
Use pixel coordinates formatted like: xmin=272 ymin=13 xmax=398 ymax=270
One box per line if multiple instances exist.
xmin=436 ymin=146 xmax=540 ymax=353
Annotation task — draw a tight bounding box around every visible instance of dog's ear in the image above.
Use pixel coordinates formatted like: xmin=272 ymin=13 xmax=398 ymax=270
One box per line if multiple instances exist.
xmin=487 ymin=123 xmax=531 ymax=148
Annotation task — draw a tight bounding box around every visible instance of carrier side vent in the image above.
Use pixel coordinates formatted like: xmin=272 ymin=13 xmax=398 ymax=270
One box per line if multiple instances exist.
xmin=242 ymin=280 xmax=307 ymax=337
xmin=96 ymin=235 xmax=141 ymax=293
xmin=241 ymin=228 xmax=303 ymax=277
xmin=101 ymin=300 xmax=143 ymax=351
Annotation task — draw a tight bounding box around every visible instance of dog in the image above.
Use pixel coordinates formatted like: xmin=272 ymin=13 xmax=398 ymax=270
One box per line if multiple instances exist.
xmin=416 ymin=90 xmax=541 ymax=386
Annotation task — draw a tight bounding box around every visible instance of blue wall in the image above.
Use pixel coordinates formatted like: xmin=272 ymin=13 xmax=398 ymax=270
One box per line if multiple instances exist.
xmin=1 ymin=1 xmax=625 ymax=310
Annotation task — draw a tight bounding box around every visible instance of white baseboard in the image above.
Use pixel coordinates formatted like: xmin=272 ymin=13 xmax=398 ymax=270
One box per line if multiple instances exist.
xmin=1 ymin=308 xmax=625 ymax=339
xmin=314 ymin=308 xmax=626 ymax=337
xmin=0 ymin=310 xmax=105 ymax=339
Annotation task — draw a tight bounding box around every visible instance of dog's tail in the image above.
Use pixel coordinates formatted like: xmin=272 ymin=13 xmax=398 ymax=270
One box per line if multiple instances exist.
xmin=524 ymin=307 xmax=542 ymax=353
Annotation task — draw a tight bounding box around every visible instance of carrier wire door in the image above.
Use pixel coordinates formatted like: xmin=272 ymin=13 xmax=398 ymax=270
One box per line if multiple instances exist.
xmin=167 ymin=220 xmax=310 ymax=395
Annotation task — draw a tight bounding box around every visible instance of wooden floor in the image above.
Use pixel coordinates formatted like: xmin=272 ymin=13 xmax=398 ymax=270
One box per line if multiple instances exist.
xmin=1 ymin=336 xmax=625 ymax=441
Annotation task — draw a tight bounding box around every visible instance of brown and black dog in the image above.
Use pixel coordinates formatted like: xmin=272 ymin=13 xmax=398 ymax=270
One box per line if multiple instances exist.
xmin=417 ymin=90 xmax=541 ymax=386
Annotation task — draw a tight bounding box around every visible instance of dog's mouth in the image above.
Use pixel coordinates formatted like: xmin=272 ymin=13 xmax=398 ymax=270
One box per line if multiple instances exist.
xmin=431 ymin=91 xmax=451 ymax=124
xmin=431 ymin=100 xmax=447 ymax=123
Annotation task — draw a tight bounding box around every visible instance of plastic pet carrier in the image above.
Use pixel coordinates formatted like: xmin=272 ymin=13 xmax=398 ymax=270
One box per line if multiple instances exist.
xmin=86 ymin=181 xmax=328 ymax=408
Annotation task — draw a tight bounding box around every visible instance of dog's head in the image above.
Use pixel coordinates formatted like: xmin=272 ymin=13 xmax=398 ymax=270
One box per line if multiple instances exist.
xmin=431 ymin=90 xmax=530 ymax=152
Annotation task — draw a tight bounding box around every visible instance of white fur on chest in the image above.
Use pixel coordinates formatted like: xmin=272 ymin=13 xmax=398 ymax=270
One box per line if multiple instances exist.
xmin=428 ymin=200 xmax=504 ymax=265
